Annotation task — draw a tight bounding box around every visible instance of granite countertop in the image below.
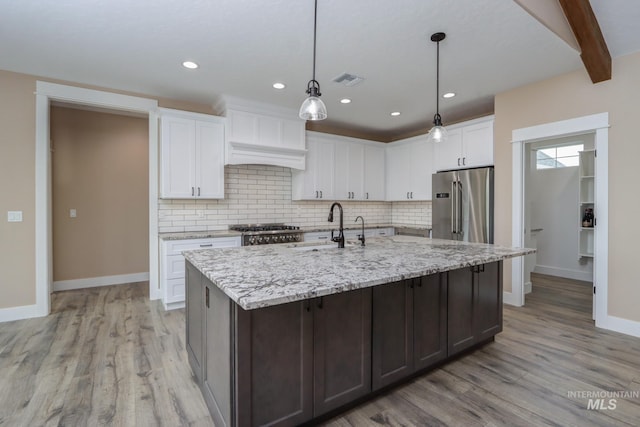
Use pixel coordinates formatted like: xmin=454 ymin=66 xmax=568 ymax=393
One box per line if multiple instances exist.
xmin=183 ymin=236 xmax=534 ymax=311
xmin=159 ymin=224 xmax=430 ymax=240
xmin=159 ymin=230 xmax=242 ymax=240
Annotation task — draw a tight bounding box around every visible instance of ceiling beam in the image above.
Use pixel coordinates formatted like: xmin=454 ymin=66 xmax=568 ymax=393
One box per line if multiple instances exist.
xmin=558 ymin=0 xmax=611 ymax=83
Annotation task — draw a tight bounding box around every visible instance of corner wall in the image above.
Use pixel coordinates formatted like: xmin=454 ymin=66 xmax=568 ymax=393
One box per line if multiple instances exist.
xmin=0 ymin=70 xmax=36 ymax=309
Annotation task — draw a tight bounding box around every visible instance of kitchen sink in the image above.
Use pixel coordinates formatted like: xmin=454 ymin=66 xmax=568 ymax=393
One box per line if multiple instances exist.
xmin=287 ymin=241 xmax=358 ymax=251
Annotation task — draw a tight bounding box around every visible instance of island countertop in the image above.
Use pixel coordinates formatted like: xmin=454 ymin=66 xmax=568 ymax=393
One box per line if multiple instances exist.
xmin=183 ymin=236 xmax=534 ymax=311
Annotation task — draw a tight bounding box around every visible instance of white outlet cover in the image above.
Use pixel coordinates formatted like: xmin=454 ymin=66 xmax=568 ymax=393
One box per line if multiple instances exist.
xmin=8 ymin=211 xmax=23 ymax=222
xmin=70 ymin=209 xmax=77 ymax=218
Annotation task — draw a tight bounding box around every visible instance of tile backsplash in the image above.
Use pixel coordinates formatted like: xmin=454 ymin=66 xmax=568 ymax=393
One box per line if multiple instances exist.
xmin=158 ymin=165 xmax=431 ymax=233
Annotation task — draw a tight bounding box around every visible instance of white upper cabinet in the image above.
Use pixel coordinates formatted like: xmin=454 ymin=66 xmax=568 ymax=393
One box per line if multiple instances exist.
xmin=160 ymin=109 xmax=225 ymax=199
xmin=363 ymin=145 xmax=385 ymax=200
xmin=292 ymin=132 xmax=386 ymax=201
xmin=434 ymin=116 xmax=494 ymax=171
xmin=385 ymin=136 xmax=433 ymax=201
xmin=224 ymin=105 xmax=306 ymax=170
xmin=292 ymin=134 xmax=335 ymax=200
xmin=334 ymin=141 xmax=365 ymax=200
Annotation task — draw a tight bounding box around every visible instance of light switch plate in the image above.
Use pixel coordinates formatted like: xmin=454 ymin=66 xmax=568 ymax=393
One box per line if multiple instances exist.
xmin=70 ymin=209 xmax=77 ymax=218
xmin=8 ymin=211 xmax=23 ymax=222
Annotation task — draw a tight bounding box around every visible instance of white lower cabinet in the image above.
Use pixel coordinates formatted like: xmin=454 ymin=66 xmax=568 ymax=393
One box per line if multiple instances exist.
xmin=160 ymin=236 xmax=241 ymax=309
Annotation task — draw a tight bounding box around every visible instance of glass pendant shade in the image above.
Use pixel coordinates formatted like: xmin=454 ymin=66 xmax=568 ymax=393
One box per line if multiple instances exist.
xmin=427 ymin=112 xmax=447 ymax=143
xmin=427 ymin=124 xmax=448 ymax=144
xmin=299 ymin=81 xmax=327 ymax=120
xmin=299 ymin=95 xmax=327 ymax=120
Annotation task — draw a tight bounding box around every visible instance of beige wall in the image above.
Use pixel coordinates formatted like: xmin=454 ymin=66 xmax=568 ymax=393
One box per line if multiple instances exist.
xmin=0 ymin=71 xmax=37 ymax=309
xmin=495 ymin=51 xmax=640 ymax=322
xmin=51 ymin=107 xmax=149 ymax=281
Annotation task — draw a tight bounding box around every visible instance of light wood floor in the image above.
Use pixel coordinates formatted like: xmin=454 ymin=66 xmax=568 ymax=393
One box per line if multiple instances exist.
xmin=1 ymin=275 xmax=639 ymax=426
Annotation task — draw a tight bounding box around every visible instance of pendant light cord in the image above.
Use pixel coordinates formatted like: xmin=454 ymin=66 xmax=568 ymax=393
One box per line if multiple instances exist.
xmin=312 ymin=0 xmax=318 ymax=83
xmin=435 ymin=39 xmax=440 ymax=118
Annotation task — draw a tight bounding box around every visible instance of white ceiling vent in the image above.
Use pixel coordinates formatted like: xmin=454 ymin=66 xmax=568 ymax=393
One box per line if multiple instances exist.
xmin=332 ymin=72 xmax=365 ymax=87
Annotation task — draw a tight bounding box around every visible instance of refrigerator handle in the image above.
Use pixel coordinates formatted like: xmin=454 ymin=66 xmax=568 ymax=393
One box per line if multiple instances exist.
xmin=451 ymin=181 xmax=456 ymax=234
xmin=457 ymin=180 xmax=463 ymax=239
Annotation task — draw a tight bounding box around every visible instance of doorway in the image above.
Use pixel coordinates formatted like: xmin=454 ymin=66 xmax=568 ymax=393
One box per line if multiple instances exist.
xmin=522 ymin=134 xmax=594 ymax=314
xmin=35 ymin=82 xmax=159 ymax=317
xmin=50 ymin=105 xmax=150 ymax=291
xmin=510 ymin=113 xmax=608 ymax=329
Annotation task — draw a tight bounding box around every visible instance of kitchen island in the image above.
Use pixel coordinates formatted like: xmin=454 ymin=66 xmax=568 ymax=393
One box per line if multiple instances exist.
xmin=183 ymin=236 xmax=534 ymax=427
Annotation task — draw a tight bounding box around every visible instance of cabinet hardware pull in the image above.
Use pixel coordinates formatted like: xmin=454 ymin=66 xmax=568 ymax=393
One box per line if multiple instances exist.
xmin=317 ymin=297 xmax=323 ymax=309
xmin=320 ymin=191 xmax=323 ymax=198
xmin=198 ymin=187 xmax=201 ymax=196
xmin=192 ymin=187 xmax=195 ymax=196
xmin=316 ymin=191 xmax=319 ymax=198
xmin=458 ymin=158 xmax=461 ymax=166
xmin=407 ymin=192 xmax=410 ymax=199
xmin=318 ymin=236 xmax=328 ymax=240
xmin=410 ymin=192 xmax=413 ymax=199
xmin=200 ymin=244 xmax=213 ymax=247
xmin=305 ymin=300 xmax=311 ymax=312
xmin=205 ymin=287 xmax=210 ymax=308
xmin=366 ymin=192 xmax=369 ymax=199
xmin=463 ymin=157 xmax=466 ymax=166
xmin=409 ymin=282 xmax=414 ymax=289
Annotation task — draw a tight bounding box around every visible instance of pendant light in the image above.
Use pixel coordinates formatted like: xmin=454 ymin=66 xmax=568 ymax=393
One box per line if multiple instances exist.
xmin=299 ymin=0 xmax=327 ymax=121
xmin=427 ymin=32 xmax=447 ymax=144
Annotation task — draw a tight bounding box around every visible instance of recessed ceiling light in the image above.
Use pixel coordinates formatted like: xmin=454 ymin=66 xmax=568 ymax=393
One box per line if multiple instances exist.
xmin=273 ymin=82 xmax=286 ymax=89
xmin=443 ymin=92 xmax=456 ymax=98
xmin=390 ymin=111 xmax=401 ymax=116
xmin=340 ymin=98 xmax=352 ymax=104
xmin=182 ymin=61 xmax=198 ymax=69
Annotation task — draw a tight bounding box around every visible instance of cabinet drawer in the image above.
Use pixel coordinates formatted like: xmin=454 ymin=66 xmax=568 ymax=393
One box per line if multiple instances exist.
xmin=165 ymin=278 xmax=185 ymax=303
xmin=304 ymin=231 xmax=331 ymax=242
xmin=166 ymin=254 xmax=188 ymax=280
xmin=164 ymin=237 xmax=240 ymax=255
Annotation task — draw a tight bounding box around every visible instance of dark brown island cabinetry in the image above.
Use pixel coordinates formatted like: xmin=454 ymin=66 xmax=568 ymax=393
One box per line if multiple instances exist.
xmin=448 ymin=262 xmax=503 ymax=356
xmin=186 ymin=261 xmax=502 ymax=427
xmin=371 ymin=274 xmax=447 ymax=390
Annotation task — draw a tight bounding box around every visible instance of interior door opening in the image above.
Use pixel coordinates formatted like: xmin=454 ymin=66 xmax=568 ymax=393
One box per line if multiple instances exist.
xmin=522 ymin=133 xmax=594 ymax=318
xmin=50 ymin=104 xmax=150 ymax=294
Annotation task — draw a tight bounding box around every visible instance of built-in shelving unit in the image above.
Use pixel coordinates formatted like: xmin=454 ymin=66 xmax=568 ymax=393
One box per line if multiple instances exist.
xmin=578 ymin=150 xmax=595 ymax=257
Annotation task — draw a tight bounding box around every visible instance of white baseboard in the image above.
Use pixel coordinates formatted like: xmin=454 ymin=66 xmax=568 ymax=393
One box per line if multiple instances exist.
xmin=0 ymin=304 xmax=44 ymax=323
xmin=503 ymin=291 xmax=522 ymax=307
xmin=524 ymin=281 xmax=532 ymax=294
xmin=163 ymin=300 xmax=185 ymax=311
xmin=534 ymin=265 xmax=593 ymax=282
xmin=597 ymin=315 xmax=640 ymax=338
xmin=53 ymin=272 xmax=150 ymax=292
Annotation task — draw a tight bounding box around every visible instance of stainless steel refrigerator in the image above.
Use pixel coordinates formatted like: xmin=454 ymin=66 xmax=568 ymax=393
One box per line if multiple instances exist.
xmin=432 ymin=167 xmax=494 ymax=243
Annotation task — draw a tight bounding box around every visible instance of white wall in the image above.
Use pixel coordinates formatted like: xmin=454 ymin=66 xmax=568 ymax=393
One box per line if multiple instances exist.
xmin=158 ymin=164 xmax=432 ymax=232
xmin=526 ymin=135 xmax=594 ymax=282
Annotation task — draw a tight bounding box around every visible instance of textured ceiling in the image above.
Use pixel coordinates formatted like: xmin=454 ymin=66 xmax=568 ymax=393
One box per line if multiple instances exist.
xmin=1 ymin=0 xmax=639 ymax=140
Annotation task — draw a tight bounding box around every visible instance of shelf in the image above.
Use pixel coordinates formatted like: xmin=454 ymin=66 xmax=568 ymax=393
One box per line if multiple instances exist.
xmin=580 ymin=227 xmax=595 ymax=231
xmin=581 ymin=175 xmax=595 ymax=179
xmin=579 ymin=253 xmax=594 ymax=258
xmin=580 ymin=201 xmax=595 ymax=205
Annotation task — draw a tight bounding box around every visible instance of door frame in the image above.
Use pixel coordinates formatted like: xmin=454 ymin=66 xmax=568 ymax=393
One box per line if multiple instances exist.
xmin=35 ymin=81 xmax=159 ymax=316
xmin=510 ymin=112 xmax=608 ymax=328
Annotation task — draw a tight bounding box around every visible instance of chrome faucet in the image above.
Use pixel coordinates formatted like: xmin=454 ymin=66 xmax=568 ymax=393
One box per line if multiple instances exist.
xmin=355 ymin=216 xmax=365 ymax=246
xmin=327 ymin=202 xmax=345 ymax=248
